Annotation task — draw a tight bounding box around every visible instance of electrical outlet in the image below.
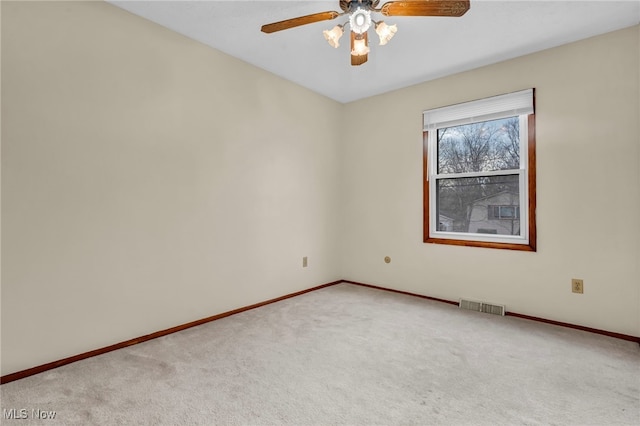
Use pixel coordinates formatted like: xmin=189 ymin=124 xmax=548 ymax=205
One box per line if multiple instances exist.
xmin=302 ymin=257 xmax=308 ymax=268
xmin=571 ymin=279 xmax=584 ymax=294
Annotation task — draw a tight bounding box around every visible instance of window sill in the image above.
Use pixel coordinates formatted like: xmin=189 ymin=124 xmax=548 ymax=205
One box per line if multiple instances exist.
xmin=424 ymin=237 xmax=536 ymax=252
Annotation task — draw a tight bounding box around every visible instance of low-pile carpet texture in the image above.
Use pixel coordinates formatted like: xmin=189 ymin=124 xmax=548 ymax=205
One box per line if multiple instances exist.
xmin=1 ymin=283 xmax=639 ymax=425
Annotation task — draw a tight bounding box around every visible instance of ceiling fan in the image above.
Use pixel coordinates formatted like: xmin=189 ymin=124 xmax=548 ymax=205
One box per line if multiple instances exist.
xmin=261 ymin=0 xmax=470 ymax=66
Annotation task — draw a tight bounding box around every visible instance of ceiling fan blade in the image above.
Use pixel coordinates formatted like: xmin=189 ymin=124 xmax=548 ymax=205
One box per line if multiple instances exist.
xmin=261 ymin=11 xmax=340 ymax=33
xmin=380 ymin=0 xmax=470 ymax=17
xmin=350 ymin=31 xmax=368 ymax=66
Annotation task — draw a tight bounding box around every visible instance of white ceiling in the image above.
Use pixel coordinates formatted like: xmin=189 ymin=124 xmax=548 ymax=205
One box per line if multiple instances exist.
xmin=108 ymin=1 xmax=640 ymax=103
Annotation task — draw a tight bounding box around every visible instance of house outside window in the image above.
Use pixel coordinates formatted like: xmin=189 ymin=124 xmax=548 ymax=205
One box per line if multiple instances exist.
xmin=423 ymin=89 xmax=536 ymax=251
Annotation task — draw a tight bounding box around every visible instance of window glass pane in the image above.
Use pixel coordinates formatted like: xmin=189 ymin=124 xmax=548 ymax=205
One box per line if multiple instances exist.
xmin=437 ymin=117 xmax=520 ymax=173
xmin=436 ymin=175 xmax=520 ymax=236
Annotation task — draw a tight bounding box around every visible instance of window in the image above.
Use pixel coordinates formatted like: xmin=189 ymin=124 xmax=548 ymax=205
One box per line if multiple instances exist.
xmin=488 ymin=205 xmax=520 ymax=220
xmin=423 ymin=89 xmax=536 ymax=251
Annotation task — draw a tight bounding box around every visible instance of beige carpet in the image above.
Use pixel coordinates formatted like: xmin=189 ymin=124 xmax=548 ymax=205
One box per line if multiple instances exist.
xmin=1 ymin=283 xmax=639 ymax=425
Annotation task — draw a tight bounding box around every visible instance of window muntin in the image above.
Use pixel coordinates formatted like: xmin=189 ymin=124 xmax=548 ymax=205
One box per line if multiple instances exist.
xmin=423 ymin=89 xmax=536 ymax=251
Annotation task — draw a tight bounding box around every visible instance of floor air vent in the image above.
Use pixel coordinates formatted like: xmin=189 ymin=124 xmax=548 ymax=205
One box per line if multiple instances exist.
xmin=459 ymin=299 xmax=505 ymax=316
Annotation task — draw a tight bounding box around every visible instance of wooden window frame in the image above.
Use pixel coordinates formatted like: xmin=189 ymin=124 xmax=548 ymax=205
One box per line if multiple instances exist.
xmin=423 ymin=114 xmax=537 ymax=252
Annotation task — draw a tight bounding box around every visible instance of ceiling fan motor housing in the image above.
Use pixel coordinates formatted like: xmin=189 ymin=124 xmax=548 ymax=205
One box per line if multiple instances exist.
xmin=341 ymin=0 xmax=379 ymax=13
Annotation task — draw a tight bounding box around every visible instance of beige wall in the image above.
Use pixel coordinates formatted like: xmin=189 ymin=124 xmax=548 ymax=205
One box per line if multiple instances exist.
xmin=1 ymin=0 xmax=638 ymax=378
xmin=339 ymin=25 xmax=640 ymax=337
xmin=1 ymin=1 xmax=342 ymax=375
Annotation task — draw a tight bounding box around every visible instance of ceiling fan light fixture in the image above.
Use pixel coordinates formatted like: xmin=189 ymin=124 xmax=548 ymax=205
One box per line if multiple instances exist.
xmin=375 ymin=21 xmax=397 ymax=45
xmin=351 ymin=35 xmax=370 ymax=57
xmin=323 ymin=25 xmax=344 ymax=48
xmin=349 ymin=7 xmax=372 ymax=34
xmin=261 ymin=0 xmax=471 ymax=67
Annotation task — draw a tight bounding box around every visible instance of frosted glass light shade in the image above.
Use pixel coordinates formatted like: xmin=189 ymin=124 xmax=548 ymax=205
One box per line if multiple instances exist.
xmin=375 ymin=22 xmax=397 ymax=45
xmin=323 ymin=25 xmax=344 ymax=48
xmin=351 ymin=37 xmax=370 ymax=56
